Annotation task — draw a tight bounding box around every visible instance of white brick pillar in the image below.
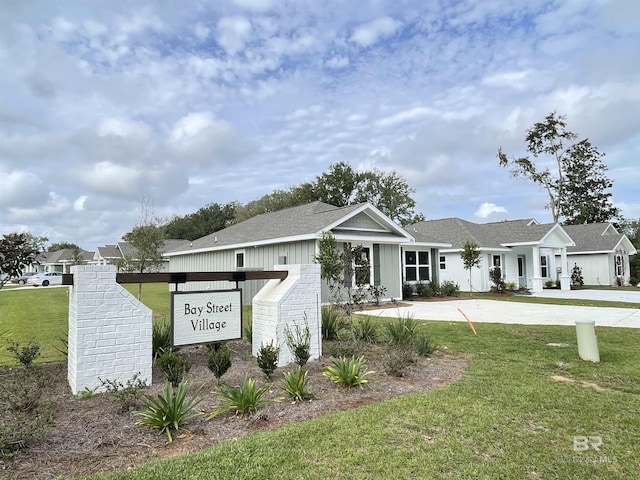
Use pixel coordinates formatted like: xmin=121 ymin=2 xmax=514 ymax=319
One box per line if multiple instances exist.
xmin=252 ymin=264 xmax=322 ymax=366
xmin=68 ymin=265 xmax=152 ymax=394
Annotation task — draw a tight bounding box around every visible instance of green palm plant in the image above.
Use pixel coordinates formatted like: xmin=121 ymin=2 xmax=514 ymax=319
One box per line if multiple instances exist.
xmin=281 ymin=366 xmax=314 ymax=402
xmin=322 ymin=355 xmax=374 ymax=388
xmin=208 ymin=376 xmax=281 ymax=418
xmin=135 ymin=381 xmax=205 ymax=442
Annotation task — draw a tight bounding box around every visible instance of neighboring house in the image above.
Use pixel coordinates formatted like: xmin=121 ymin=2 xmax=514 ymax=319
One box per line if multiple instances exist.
xmin=94 ymin=240 xmax=189 ymax=272
xmin=164 ymin=201 xmax=449 ymax=304
xmin=408 ymin=218 xmax=575 ymax=293
xmin=40 ymin=248 xmax=96 ymax=273
xmin=558 ymin=223 xmax=637 ymax=286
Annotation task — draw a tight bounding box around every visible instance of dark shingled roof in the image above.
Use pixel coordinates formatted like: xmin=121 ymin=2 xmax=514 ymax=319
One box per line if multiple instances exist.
xmin=166 ymin=201 xmax=407 ymax=254
xmin=408 ymin=218 xmax=559 ymax=249
xmin=562 ymin=223 xmax=628 ymax=253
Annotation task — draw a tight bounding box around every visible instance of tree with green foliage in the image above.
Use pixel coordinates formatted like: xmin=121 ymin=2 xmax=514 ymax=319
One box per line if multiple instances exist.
xmin=619 ymin=218 xmax=640 ymax=285
xmin=498 ymin=111 xmax=619 ymax=225
xmin=122 ymin=198 xmax=165 ymax=299
xmin=48 ymin=242 xmax=80 ymax=252
xmin=66 ymin=247 xmax=87 ymax=272
xmin=460 ymin=240 xmax=482 ymax=295
xmin=163 ymin=202 xmax=238 ymax=241
xmin=0 ymin=232 xmax=48 ymax=289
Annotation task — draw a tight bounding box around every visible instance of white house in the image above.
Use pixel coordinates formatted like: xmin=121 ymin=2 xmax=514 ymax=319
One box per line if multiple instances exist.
xmin=407 ymin=218 xmax=575 ymax=293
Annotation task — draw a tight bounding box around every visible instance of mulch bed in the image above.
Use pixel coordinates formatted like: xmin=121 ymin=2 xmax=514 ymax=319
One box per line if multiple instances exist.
xmin=0 ymin=341 xmax=468 ymax=480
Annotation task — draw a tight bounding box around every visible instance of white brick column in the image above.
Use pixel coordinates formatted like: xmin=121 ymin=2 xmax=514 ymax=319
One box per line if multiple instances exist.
xmin=252 ymin=264 xmax=322 ymax=366
xmin=68 ymin=265 xmax=152 ymax=394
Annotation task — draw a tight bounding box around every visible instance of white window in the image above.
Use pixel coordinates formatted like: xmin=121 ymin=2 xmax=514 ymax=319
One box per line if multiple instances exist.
xmin=404 ymin=250 xmax=430 ymax=282
xmin=615 ymin=254 xmax=624 ymax=276
xmin=492 ymin=255 xmax=501 ymax=268
xmin=439 ymin=255 xmax=446 ymax=270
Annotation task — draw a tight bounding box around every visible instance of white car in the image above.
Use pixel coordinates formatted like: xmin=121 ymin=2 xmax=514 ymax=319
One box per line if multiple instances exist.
xmin=28 ymin=272 xmax=63 ymax=287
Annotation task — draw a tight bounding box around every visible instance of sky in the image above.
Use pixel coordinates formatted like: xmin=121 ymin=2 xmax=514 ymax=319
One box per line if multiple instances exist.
xmin=1 ymin=0 xmax=639 ymax=251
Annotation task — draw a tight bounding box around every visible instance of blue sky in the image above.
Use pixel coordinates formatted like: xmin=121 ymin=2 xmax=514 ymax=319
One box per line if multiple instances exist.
xmin=1 ymin=0 xmax=639 ymax=249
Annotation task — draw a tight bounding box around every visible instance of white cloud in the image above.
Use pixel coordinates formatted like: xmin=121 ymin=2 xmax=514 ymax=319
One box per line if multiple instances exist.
xmin=73 ymin=195 xmax=88 ymax=211
xmin=233 ymin=0 xmax=274 ymax=12
xmin=324 ymin=56 xmax=350 ymax=69
xmin=0 ymin=169 xmax=48 ymax=208
xmin=350 ymin=16 xmax=402 ymax=47
xmin=216 ymin=16 xmax=252 ymax=55
xmin=376 ymin=107 xmax=436 ymax=127
xmin=475 ymin=202 xmax=508 ymax=219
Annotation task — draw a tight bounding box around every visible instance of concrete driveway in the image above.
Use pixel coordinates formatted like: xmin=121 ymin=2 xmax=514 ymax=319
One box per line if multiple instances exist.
xmin=364 ymin=290 xmax=640 ymax=328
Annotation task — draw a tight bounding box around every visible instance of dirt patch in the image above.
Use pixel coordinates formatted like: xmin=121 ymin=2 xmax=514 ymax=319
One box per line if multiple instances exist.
xmin=1 ymin=341 xmax=468 ymax=480
xmin=550 ymin=375 xmax=613 ymax=392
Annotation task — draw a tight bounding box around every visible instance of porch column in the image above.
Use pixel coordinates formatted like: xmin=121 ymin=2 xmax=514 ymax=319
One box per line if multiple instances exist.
xmin=531 ymin=245 xmax=543 ymax=292
xmin=559 ymin=247 xmax=570 ymax=290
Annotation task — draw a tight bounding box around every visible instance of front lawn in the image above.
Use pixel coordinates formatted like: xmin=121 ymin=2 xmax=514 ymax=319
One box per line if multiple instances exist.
xmin=82 ymin=321 xmax=640 ymax=480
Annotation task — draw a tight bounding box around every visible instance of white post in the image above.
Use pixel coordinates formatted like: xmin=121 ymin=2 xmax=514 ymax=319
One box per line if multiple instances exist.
xmin=531 ymin=246 xmax=543 ymax=292
xmin=559 ymin=247 xmax=570 ymax=290
xmin=252 ymin=264 xmax=322 ymax=366
xmin=68 ymin=265 xmax=152 ymax=394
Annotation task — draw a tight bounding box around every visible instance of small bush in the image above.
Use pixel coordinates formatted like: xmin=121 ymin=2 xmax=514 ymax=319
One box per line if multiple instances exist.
xmin=327 ymin=337 xmax=364 ymax=358
xmin=382 ymin=348 xmax=414 ymax=377
xmin=505 ymin=281 xmax=517 ymax=292
xmin=416 ymin=281 xmax=438 ymax=297
xmin=544 ymin=280 xmax=555 ymax=289
xmin=54 ymin=335 xmax=68 ymax=358
xmin=135 ymin=381 xmax=205 ymax=443
xmin=415 ymin=333 xmax=437 ymax=357
xmin=402 ymin=282 xmax=415 ymax=299
xmin=284 ymin=317 xmax=311 ymax=367
xmin=242 ymin=315 xmax=253 ymax=343
xmin=152 ymin=317 xmax=172 ymax=359
xmin=207 ymin=343 xmax=232 ymax=382
xmin=281 ymin=366 xmax=314 ymax=402
xmin=156 ymin=350 xmax=192 ymax=388
xmin=322 ymin=356 xmax=374 ymax=388
xmin=257 ymin=341 xmax=280 ymax=379
xmin=440 ymin=280 xmax=459 ymax=297
xmin=353 ymin=316 xmax=378 ymax=343
xmin=489 ymin=267 xmax=506 ymax=293
xmin=209 ymin=376 xmax=281 ymax=418
xmin=6 ymin=340 xmax=41 ymax=367
xmin=321 ymin=306 xmax=345 ymax=340
xmin=615 ymin=276 xmax=623 ymax=287
xmin=385 ymin=313 xmax=421 ymax=346
xmin=100 ymin=373 xmax=149 ymax=412
xmin=368 ymin=285 xmax=387 ymax=305
xmin=630 ymin=276 xmax=638 ymax=287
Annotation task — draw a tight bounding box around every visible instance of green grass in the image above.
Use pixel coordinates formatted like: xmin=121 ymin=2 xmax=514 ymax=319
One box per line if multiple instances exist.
xmin=0 ymin=284 xmax=250 ymax=366
xmin=82 ymin=321 xmax=640 ymax=479
xmin=462 ymin=291 xmax=640 ymax=309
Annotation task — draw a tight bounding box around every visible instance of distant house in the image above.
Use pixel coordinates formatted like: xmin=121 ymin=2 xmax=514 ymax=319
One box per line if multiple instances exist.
xmin=41 ymin=248 xmax=95 ymax=273
xmin=164 ymin=201 xmax=449 ymax=303
xmin=93 ymin=240 xmax=189 ymax=272
xmin=407 ymin=218 xmax=575 ymax=293
xmin=558 ymin=223 xmax=637 ymax=286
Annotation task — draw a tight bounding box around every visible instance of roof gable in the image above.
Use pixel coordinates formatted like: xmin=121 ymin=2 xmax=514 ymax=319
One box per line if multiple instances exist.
xmin=562 ymin=223 xmax=636 ymax=254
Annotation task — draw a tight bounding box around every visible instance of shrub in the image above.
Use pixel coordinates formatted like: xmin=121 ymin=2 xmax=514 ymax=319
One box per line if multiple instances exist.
xmin=416 ymin=281 xmax=438 ymax=297
xmin=99 ymin=373 xmax=149 ymax=412
xmin=571 ymin=263 xmax=585 ymax=287
xmin=353 ymin=315 xmax=378 ymax=343
xmin=630 ymin=277 xmax=638 ymax=287
xmin=135 ymin=381 xmax=205 ymax=443
xmin=505 ymin=281 xmax=517 ymax=292
xmin=281 ymin=366 xmax=314 ymax=402
xmin=544 ymin=280 xmax=555 ymax=289
xmin=242 ymin=315 xmax=253 ymax=343
xmin=284 ymin=317 xmax=311 ymax=367
xmin=615 ymin=276 xmax=623 ymax=287
xmin=321 ymin=306 xmax=345 ymax=340
xmin=440 ymin=280 xmax=459 ymax=297
xmin=207 ymin=343 xmax=232 ymax=382
xmin=0 ymin=368 xmax=54 ymax=458
xmin=402 ymin=282 xmax=415 ymax=299
xmin=322 ymin=356 xmax=374 ymax=388
xmin=368 ymin=285 xmax=387 ymax=305
xmin=257 ymin=341 xmax=280 ymax=379
xmin=381 ymin=348 xmax=414 ymax=377
xmin=54 ymin=335 xmax=68 ymax=358
xmin=152 ymin=316 xmax=172 ymax=359
xmin=6 ymin=340 xmax=41 ymax=367
xmin=415 ymin=333 xmax=437 ymax=357
xmin=385 ymin=313 xmax=421 ymax=346
xmin=156 ymin=349 xmax=192 ymax=388
xmin=489 ymin=267 xmax=506 ymax=293
xmin=209 ymin=376 xmax=281 ymax=418
xmin=328 ymin=336 xmax=364 ymax=358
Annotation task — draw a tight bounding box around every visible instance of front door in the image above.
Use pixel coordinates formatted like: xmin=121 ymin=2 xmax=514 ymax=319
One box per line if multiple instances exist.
xmin=517 ymin=255 xmax=526 ymax=289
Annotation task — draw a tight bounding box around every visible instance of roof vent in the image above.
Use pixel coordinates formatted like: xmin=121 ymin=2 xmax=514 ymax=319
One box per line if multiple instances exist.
xmin=214 ymin=236 xmax=218 ymax=243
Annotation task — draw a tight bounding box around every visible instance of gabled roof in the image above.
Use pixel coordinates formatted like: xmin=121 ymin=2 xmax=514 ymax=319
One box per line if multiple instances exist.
xmin=165 ymin=201 xmax=417 ymax=256
xmin=409 ymin=218 xmax=573 ymax=250
xmin=43 ymin=248 xmax=94 ymax=264
xmin=562 ymin=223 xmax=637 ymax=255
xmin=96 ymin=245 xmax=122 ymax=259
